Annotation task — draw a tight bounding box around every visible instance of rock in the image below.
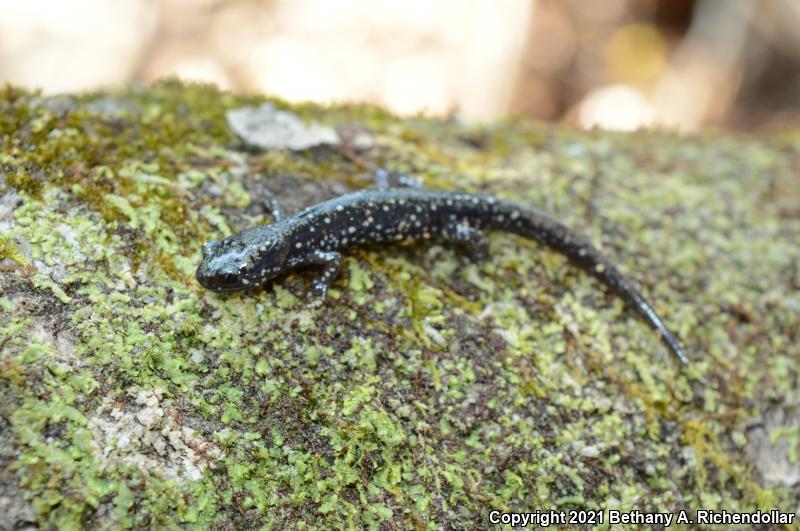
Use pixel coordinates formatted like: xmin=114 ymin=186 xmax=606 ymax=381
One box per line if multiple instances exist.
xmin=226 ymin=102 xmax=339 ymax=150
xmin=1 ymin=80 xmax=798 ymax=529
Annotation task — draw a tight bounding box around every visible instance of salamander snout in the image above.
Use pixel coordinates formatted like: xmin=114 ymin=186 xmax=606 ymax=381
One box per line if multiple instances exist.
xmin=196 ymin=258 xmax=242 ymax=292
xmin=196 ymin=228 xmax=292 ymax=293
xmin=196 ymin=238 xmax=250 ymax=292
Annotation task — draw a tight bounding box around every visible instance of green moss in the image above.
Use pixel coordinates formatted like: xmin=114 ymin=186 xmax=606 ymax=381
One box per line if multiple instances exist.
xmin=1 ymin=81 xmax=799 ymax=529
xmin=0 ymin=234 xmax=23 ymax=263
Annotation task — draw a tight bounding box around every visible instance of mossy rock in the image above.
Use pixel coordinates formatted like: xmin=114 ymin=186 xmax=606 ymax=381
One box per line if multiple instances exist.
xmin=1 ymin=81 xmax=799 ymax=529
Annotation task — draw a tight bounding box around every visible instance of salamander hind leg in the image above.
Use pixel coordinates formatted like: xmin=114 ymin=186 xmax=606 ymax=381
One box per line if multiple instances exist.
xmin=297 ymin=250 xmax=342 ymax=298
xmin=443 ymin=222 xmax=489 ymax=261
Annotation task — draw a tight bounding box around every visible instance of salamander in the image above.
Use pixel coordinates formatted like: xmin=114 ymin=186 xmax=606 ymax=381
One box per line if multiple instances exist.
xmin=196 ymin=185 xmax=688 ymax=365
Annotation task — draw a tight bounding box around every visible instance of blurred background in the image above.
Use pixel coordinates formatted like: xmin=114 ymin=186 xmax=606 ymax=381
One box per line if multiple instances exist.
xmin=1 ymin=0 xmax=798 ymax=132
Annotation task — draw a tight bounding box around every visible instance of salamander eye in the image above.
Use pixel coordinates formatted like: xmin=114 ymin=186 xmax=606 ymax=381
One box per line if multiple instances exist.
xmin=202 ymin=240 xmax=221 ymax=258
xmin=219 ymin=271 xmax=237 ymax=285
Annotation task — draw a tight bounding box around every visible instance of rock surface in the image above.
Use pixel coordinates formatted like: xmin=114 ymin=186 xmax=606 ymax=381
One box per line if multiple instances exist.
xmin=1 ymin=81 xmax=799 ymax=528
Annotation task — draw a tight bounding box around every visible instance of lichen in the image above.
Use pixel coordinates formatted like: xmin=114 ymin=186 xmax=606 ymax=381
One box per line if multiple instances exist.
xmin=1 ymin=80 xmax=799 ymax=529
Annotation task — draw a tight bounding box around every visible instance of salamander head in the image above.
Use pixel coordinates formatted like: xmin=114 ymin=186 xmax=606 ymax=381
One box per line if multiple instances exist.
xmin=196 ymin=226 xmax=290 ymax=293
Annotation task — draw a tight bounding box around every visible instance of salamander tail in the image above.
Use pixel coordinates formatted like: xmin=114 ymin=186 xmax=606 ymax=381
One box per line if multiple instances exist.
xmin=492 ymin=200 xmax=689 ymax=365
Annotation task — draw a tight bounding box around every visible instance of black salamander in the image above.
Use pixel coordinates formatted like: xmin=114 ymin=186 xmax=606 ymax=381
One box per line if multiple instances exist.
xmin=196 ymin=187 xmax=688 ymax=365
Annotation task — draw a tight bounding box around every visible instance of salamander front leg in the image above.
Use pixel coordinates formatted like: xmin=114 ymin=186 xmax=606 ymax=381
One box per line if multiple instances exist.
xmin=263 ymin=189 xmax=285 ymax=222
xmin=443 ymin=222 xmax=489 ymax=261
xmin=371 ymin=168 xmax=424 ymax=189
xmin=297 ymin=250 xmax=342 ymax=298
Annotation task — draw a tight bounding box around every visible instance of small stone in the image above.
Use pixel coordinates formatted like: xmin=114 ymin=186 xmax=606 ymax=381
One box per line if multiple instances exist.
xmin=226 ymin=103 xmax=339 ymax=151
